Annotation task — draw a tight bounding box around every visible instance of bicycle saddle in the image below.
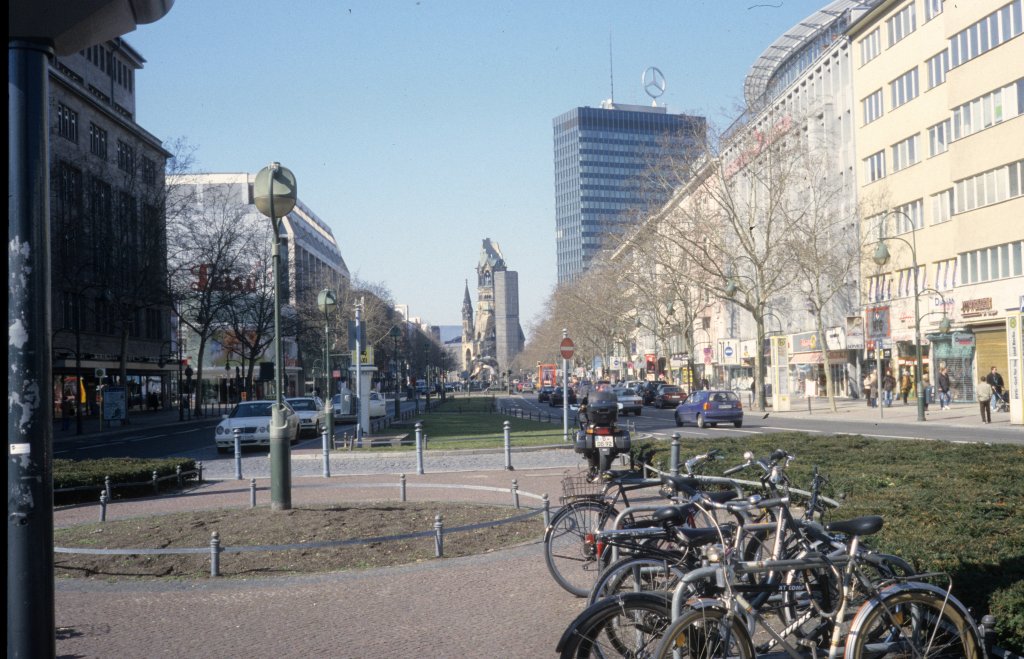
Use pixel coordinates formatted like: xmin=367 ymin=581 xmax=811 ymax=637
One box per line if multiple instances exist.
xmin=826 ymin=515 xmax=883 ymax=537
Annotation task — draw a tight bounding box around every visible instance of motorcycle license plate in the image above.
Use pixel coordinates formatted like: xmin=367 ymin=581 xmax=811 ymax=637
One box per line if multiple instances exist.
xmin=595 ymin=437 xmax=615 ymax=448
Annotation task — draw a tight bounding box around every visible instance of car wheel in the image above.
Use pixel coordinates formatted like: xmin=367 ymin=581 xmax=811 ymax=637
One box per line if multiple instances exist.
xmin=635 ymin=408 xmax=642 ymax=416
xmin=675 ymin=413 xmax=683 ymax=427
xmin=734 ymin=420 xmax=743 ymax=428
xmin=696 ymin=414 xmax=706 ymax=429
xmin=216 ymin=446 xmax=229 ymax=454
xmin=314 ymin=421 xmax=321 ymax=437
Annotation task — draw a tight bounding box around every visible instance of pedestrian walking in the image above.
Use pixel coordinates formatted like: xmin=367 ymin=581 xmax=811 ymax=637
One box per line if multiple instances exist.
xmin=864 ymin=372 xmax=878 ymax=408
xmin=882 ymin=370 xmax=896 ymax=407
xmin=976 ymin=376 xmax=993 ymax=423
xmin=921 ymin=374 xmax=932 ymax=411
xmin=899 ymin=369 xmax=913 ymax=405
xmin=986 ymin=366 xmax=1005 ymax=412
xmin=60 ymin=396 xmax=74 ymax=431
xmin=937 ymin=365 xmax=952 ymax=410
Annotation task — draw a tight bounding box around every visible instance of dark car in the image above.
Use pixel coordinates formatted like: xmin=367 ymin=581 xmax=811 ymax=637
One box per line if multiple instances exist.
xmin=640 ymin=381 xmax=665 ymax=406
xmin=549 ymin=386 xmax=577 ymax=407
xmin=654 ymin=384 xmax=686 ymax=409
xmin=538 ymin=386 xmax=555 ymax=403
xmin=674 ymin=390 xmax=743 ymax=428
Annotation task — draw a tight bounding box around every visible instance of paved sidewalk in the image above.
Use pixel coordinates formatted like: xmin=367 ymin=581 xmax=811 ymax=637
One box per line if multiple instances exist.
xmin=761 ymin=394 xmax=1018 ymax=428
xmin=54 ymin=460 xmax=591 ymax=658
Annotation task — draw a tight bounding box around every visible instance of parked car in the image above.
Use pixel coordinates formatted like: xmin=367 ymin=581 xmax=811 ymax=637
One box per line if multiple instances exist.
xmin=367 ymin=391 xmax=387 ymax=418
xmin=612 ymin=387 xmax=643 ymax=416
xmin=653 ymin=384 xmax=686 ymax=409
xmin=674 ymin=390 xmax=743 ymax=428
xmin=549 ymin=386 xmax=577 ymax=407
xmin=331 ymin=392 xmax=356 ymax=424
xmin=286 ymin=397 xmax=325 ymax=437
xmin=215 ymin=400 xmax=299 ymax=453
xmin=538 ymin=386 xmax=555 ymax=403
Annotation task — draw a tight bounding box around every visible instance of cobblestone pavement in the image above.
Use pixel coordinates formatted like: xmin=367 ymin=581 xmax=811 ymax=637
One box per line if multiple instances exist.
xmin=55 ymin=454 xmax=594 ymax=658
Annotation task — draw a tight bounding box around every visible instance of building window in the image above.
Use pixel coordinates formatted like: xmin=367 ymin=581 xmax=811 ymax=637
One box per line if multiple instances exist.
xmin=892 ymin=134 xmax=920 ymax=172
xmin=116 ymin=140 xmax=135 ymax=173
xmin=926 ymin=51 xmax=949 ymax=89
xmin=89 ymin=123 xmax=107 ymax=159
xmin=934 ymin=258 xmax=957 ymax=290
xmin=950 ymin=0 xmax=1024 ymax=69
xmin=896 ymin=265 xmax=926 ymax=298
xmin=142 ymin=157 xmax=156 ymax=186
xmin=862 ymin=89 xmax=884 ymax=124
xmin=860 ymin=28 xmax=881 ymax=65
xmin=931 ymin=188 xmax=954 ymax=224
xmin=952 ymin=79 xmax=1023 ymax=140
xmin=954 ymin=159 xmax=1024 ymax=214
xmin=865 ymin=150 xmax=886 ymax=182
xmin=890 ymin=68 xmax=919 ymax=109
xmin=894 ymin=199 xmax=924 ymax=233
xmin=867 ymin=273 xmax=893 ymax=302
xmin=887 ymin=3 xmax=917 ymax=47
xmin=928 ymin=120 xmax=951 ymax=157
xmin=959 ymin=240 xmax=1024 ymax=284
xmin=56 ymin=103 xmax=78 ymax=143
xmin=925 ymin=0 xmax=944 ymax=21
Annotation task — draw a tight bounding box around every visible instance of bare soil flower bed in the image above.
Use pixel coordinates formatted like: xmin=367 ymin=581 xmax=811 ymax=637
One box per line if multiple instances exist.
xmin=55 ymin=502 xmax=543 ymax=579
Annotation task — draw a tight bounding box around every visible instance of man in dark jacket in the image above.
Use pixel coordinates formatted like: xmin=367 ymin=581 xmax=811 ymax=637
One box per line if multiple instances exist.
xmin=937 ymin=366 xmax=951 ymax=410
xmin=986 ymin=366 xmax=1005 ymax=411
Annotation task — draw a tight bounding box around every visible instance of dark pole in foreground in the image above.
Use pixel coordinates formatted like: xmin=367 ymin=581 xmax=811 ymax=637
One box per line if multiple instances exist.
xmin=8 ymin=39 xmax=57 ymax=659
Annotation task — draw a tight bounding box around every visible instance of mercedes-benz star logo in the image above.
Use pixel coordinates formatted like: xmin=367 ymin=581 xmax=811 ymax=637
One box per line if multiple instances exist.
xmin=642 ymin=66 xmax=666 ymax=100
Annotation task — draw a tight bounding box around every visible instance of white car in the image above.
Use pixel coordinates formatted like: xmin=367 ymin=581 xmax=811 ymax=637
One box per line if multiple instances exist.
xmin=286 ymin=397 xmax=325 ymax=437
xmin=215 ymin=400 xmax=299 ymax=453
xmin=367 ymin=391 xmax=387 ymax=419
xmin=612 ymin=387 xmax=643 ymax=416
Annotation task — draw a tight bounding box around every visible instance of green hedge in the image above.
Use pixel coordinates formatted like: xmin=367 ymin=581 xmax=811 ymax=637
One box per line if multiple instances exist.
xmin=634 ymin=433 xmax=1024 ymax=653
xmin=53 ymin=457 xmax=199 ymax=505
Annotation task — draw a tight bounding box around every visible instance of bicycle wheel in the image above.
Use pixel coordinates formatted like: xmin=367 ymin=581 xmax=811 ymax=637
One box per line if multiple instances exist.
xmin=544 ymin=499 xmax=617 ymax=597
xmin=556 ymin=592 xmax=673 ymax=658
xmin=652 ymin=606 xmax=755 ymax=659
xmin=846 ymin=587 xmax=982 ymax=658
xmin=587 ymin=553 xmax=693 ymax=605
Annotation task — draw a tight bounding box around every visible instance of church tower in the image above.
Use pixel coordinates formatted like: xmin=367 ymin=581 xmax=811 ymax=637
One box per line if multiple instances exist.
xmin=461 ymin=280 xmax=475 ymax=374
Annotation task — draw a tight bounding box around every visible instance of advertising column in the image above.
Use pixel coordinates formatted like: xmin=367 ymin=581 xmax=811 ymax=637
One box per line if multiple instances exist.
xmin=769 ymin=336 xmax=791 ymax=411
xmin=1007 ymin=311 xmax=1023 ymax=425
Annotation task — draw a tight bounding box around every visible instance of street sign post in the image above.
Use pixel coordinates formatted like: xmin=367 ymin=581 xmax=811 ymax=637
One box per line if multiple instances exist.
xmin=560 ymin=337 xmax=575 ymax=360
xmin=560 ymin=332 xmax=573 ymax=442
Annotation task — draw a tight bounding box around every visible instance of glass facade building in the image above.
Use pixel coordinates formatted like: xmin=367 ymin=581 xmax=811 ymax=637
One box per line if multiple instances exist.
xmin=552 ymin=102 xmax=705 ymax=282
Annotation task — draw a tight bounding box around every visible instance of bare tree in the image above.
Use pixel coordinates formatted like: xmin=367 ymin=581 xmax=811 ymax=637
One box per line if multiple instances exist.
xmin=166 ymin=177 xmax=254 ymax=414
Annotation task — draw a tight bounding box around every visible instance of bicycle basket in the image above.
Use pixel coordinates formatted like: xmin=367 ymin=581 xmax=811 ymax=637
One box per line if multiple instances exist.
xmin=561 ymin=471 xmax=605 ymax=503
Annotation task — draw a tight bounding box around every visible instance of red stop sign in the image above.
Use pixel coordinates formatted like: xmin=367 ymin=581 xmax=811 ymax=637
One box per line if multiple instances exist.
xmin=560 ymin=337 xmax=575 ymax=360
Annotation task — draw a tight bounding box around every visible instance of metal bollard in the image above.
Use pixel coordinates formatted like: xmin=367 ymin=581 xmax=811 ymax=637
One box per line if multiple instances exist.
xmin=176 ymin=465 xmax=183 ymax=489
xmin=321 ymin=426 xmax=331 ymax=478
xmin=415 ymin=422 xmax=424 ymax=475
xmin=250 ymin=478 xmax=257 ymax=508
xmin=980 ymin=615 xmax=996 ymax=657
xmin=197 ymin=461 xmax=203 ymax=483
xmin=670 ymin=434 xmax=681 ymax=477
xmin=542 ymin=494 xmax=551 ymax=527
xmin=511 ymin=480 xmax=520 ymax=509
xmin=434 ymin=514 xmax=444 ymax=557
xmin=344 ymin=431 xmax=351 ymax=451
xmin=399 ymin=473 xmax=407 ymax=502
xmin=210 ymin=531 xmax=221 ymax=577
xmin=808 ymin=395 xmax=812 ymax=414
xmin=503 ymin=420 xmax=514 ymax=471
xmin=99 ymin=491 xmax=107 ymax=522
xmin=233 ymin=428 xmax=243 ymax=480
xmin=104 ymin=475 xmax=112 ymax=502
xmin=152 ymin=470 xmax=159 ymax=495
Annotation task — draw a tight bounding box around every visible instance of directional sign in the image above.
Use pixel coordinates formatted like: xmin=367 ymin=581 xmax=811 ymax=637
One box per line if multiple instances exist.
xmin=560 ymin=337 xmax=575 ymax=360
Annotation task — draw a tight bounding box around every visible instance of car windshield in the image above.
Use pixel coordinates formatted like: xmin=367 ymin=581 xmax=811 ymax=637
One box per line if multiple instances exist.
xmin=287 ymin=399 xmax=317 ymax=411
xmin=711 ymin=392 xmax=739 ymax=402
xmin=661 ymin=386 xmax=681 ymax=393
xmin=231 ymin=402 xmax=273 ymax=418
xmin=619 ymin=388 xmax=637 ymax=396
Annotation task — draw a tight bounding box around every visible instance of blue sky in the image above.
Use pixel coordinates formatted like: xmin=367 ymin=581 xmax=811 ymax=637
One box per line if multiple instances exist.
xmin=127 ymin=1 xmax=823 ymax=332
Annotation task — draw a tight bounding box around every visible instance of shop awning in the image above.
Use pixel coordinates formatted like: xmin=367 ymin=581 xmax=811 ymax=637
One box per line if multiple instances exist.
xmin=790 ymin=352 xmax=824 ymax=364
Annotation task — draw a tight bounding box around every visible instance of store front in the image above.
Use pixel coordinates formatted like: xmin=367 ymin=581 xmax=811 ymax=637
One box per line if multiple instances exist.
xmin=930 ymin=330 xmax=978 ymax=403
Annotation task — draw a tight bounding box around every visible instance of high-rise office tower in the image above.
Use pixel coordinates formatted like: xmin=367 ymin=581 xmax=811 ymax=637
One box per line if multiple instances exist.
xmin=553 ymin=100 xmax=705 ymax=283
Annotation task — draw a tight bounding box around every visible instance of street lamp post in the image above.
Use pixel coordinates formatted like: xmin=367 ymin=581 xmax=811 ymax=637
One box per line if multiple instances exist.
xmin=318 ymin=288 xmax=337 ymax=449
xmin=253 ymin=162 xmax=298 ymax=510
xmin=872 ymin=210 xmax=928 ymax=422
xmin=390 ymin=326 xmax=402 ymax=418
